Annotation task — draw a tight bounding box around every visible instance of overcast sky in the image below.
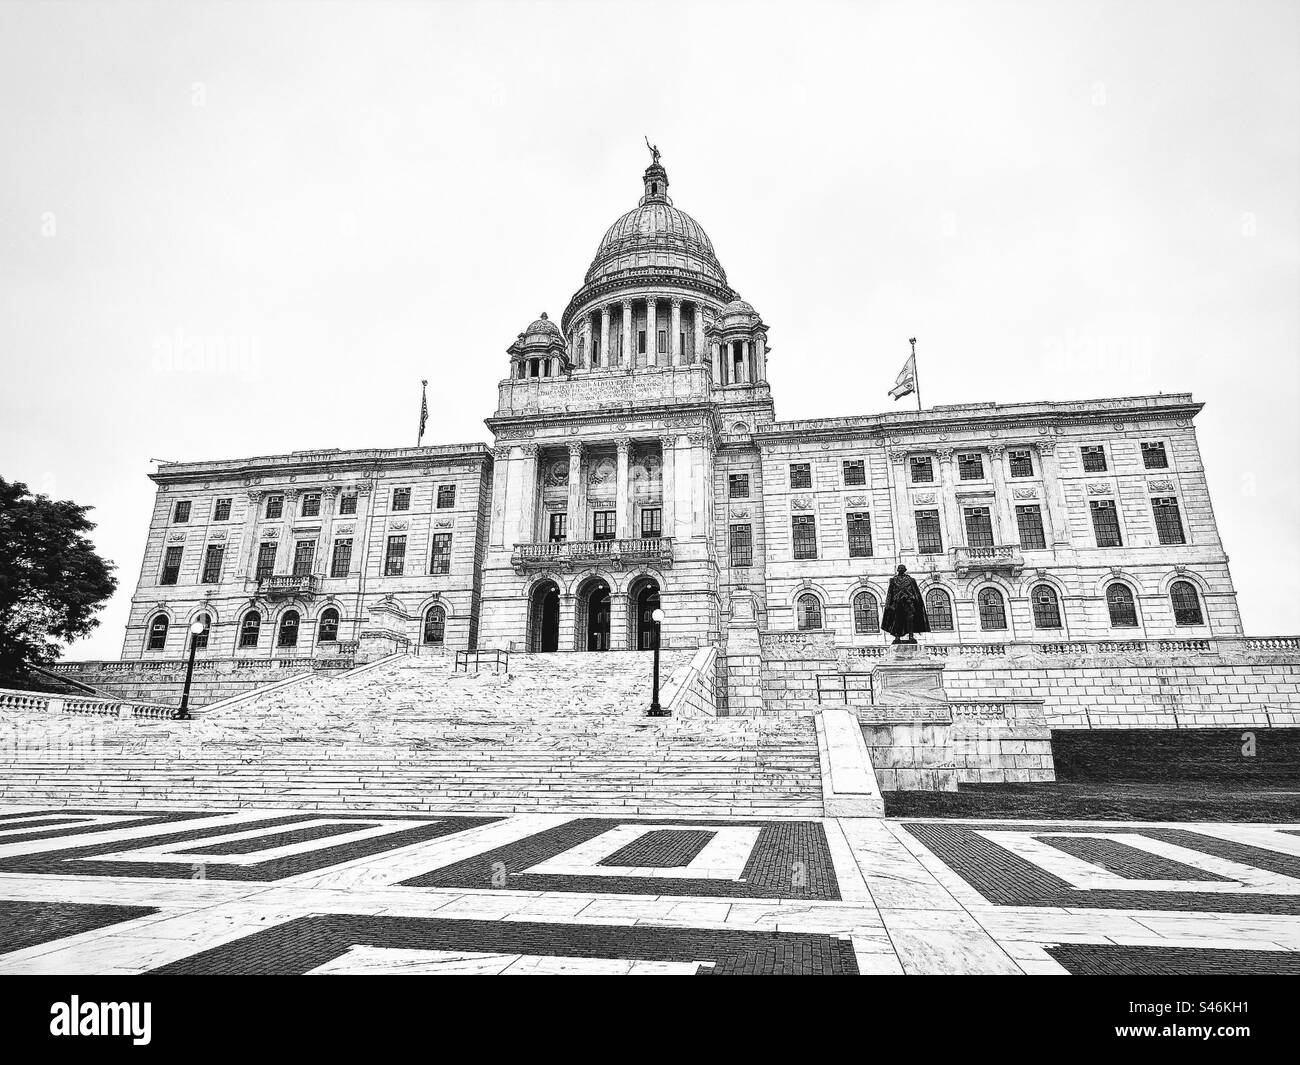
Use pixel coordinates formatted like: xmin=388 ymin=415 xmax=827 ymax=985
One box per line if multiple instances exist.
xmin=1 ymin=0 xmax=1296 ymax=658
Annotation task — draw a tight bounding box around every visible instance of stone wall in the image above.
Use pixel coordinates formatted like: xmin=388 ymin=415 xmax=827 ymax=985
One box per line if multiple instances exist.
xmin=660 ymin=646 xmax=718 ymax=717
xmin=47 ymin=657 xmax=337 ymax=709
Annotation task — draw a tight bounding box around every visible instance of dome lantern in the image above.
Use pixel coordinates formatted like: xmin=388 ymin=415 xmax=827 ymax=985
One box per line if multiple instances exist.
xmin=507 ymin=312 xmax=570 ymax=380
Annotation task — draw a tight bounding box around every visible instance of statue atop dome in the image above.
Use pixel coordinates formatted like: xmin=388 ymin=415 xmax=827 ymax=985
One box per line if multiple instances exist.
xmin=645 ymin=136 xmax=660 ymax=166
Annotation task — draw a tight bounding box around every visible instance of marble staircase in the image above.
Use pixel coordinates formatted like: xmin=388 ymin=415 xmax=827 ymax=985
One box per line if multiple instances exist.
xmin=0 ymin=652 xmax=823 ymax=817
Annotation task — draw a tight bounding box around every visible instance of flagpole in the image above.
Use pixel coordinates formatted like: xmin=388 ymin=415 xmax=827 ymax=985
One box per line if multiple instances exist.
xmin=417 ymin=379 xmax=428 ymax=447
xmin=909 ymin=338 xmax=921 ymax=412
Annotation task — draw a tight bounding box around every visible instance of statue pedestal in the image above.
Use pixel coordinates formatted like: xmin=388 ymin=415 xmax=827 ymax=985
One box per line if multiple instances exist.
xmin=871 ymin=645 xmax=948 ymax=706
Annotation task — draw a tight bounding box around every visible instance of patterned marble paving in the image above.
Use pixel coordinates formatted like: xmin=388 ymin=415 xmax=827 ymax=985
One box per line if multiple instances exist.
xmin=0 ymin=804 xmax=1297 ymax=975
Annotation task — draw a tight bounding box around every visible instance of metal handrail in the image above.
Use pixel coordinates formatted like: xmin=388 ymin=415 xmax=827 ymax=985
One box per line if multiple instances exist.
xmin=455 ymin=648 xmax=510 ymax=674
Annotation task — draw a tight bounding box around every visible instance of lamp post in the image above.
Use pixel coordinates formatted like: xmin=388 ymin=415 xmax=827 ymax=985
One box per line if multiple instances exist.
xmin=176 ymin=620 xmax=204 ymax=721
xmin=647 ymin=606 xmax=666 ymax=716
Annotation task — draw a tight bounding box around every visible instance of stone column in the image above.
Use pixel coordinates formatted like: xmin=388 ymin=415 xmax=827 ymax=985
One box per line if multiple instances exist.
xmin=670 ymin=298 xmax=682 ymax=365
xmin=694 ymin=305 xmax=706 ymax=366
xmin=988 ymin=443 xmax=1016 ymax=545
xmin=237 ymin=490 xmax=263 ymax=578
xmin=754 ymin=334 xmax=767 ymax=382
xmin=615 ymin=440 xmax=631 ymax=539
xmin=316 ymin=486 xmax=339 ymax=572
xmin=646 ymin=298 xmax=658 ymax=366
xmin=559 ymin=592 xmax=576 ymax=650
xmin=490 ymin=446 xmax=512 ymax=547
xmin=599 ymin=306 xmax=610 ymax=369
xmin=936 ymin=447 xmax=964 ymax=549
xmin=518 ymin=444 xmax=539 ymax=544
xmin=710 ymin=340 xmax=721 ymax=383
xmin=610 ymin=591 xmax=630 ymax=651
xmin=621 ymin=299 xmax=633 ymax=369
xmin=888 ymin=450 xmax=915 ymax=553
xmin=1037 ymin=440 xmax=1071 ymax=546
xmin=741 ymin=339 xmax=751 ymax=383
xmin=659 ymin=434 xmax=676 ymax=542
xmin=566 ymin=442 xmax=584 ymax=543
xmin=686 ymin=432 xmax=711 ymax=539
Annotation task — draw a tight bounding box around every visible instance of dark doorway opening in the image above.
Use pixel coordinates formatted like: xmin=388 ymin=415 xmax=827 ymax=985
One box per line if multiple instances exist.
xmin=529 ymin=581 xmax=560 ymax=653
xmin=582 ymin=580 xmax=611 ymax=651
xmin=633 ymin=580 xmax=661 ymax=650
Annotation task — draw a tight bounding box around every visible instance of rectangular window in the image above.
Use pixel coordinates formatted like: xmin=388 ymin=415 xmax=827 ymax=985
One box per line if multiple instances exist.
xmin=1081 ymin=446 xmax=1107 ymax=473
xmin=292 ymin=539 xmax=316 ymax=577
xmin=430 ymin=533 xmax=452 ymax=574
xmin=255 ymin=542 xmax=277 ymax=580
xmin=730 ymin=524 xmax=753 ymax=567
xmin=842 ymin=460 xmax=866 ymax=486
xmin=964 ymin=506 xmax=994 ymax=548
xmin=958 ymin=453 xmax=984 ymax=480
xmin=638 ymin=330 xmax=646 ymax=354
xmin=330 ymin=538 xmax=352 ymax=578
xmin=1090 ymin=499 xmax=1122 ymax=547
xmin=160 ymin=546 xmax=183 ymax=585
xmin=173 ymin=500 xmax=191 ymax=523
xmin=201 ymin=544 xmax=224 ymax=584
xmin=338 ymin=494 xmax=357 ymax=516
xmin=593 ymin=511 xmax=616 ymax=541
xmin=789 ymin=463 xmax=812 ymax=489
xmin=909 ymin=456 xmax=934 ymax=483
xmin=657 ymin=329 xmax=667 ymax=354
xmin=1152 ymin=496 xmax=1186 ymax=545
xmin=437 ymin=485 xmax=456 ymax=509
xmin=728 ymin=473 xmax=750 ymax=498
xmin=384 ymin=535 xmax=407 ymax=576
xmin=265 ymin=495 xmax=283 ymax=519
xmin=391 ymin=487 xmax=411 ymax=512
xmin=847 ymin=512 xmax=873 ymax=558
xmin=549 ymin=513 xmax=567 ymax=543
xmin=641 ymin=508 xmax=662 ymax=539
xmin=1141 ymin=442 xmax=1169 ymax=469
xmin=792 ymin=515 xmax=818 ymax=560
xmin=679 ymin=331 xmax=685 ymax=355
xmin=1009 ymin=449 xmax=1033 ymax=478
xmin=213 ymin=498 xmax=232 ymax=522
xmin=300 ymin=493 xmax=321 ymax=518
xmin=1016 ymin=505 xmax=1047 ymax=550
xmin=915 ymin=509 xmax=943 ymax=554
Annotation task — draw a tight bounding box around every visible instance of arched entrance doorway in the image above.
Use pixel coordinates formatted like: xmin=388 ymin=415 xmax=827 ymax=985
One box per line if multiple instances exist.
xmin=630 ymin=577 xmax=661 ymax=650
xmin=528 ymin=580 xmax=561 ymax=653
xmin=576 ymin=578 xmax=611 ymax=651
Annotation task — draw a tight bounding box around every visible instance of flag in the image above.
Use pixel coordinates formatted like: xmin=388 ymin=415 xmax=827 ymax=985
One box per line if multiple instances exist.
xmin=417 ymin=380 xmax=429 ymax=444
xmin=889 ymin=353 xmax=917 ymax=400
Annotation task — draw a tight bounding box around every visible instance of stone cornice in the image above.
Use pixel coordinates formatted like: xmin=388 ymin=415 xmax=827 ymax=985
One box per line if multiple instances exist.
xmin=757 ymin=393 xmax=1202 ymax=444
xmin=150 ymin=443 xmax=492 ymax=485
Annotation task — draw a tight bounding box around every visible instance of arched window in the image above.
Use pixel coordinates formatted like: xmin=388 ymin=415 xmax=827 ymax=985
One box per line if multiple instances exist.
xmin=423 ymin=605 xmax=446 ymax=645
xmin=1106 ymin=583 xmax=1138 ymax=627
xmin=1031 ymin=585 xmax=1062 ymax=629
xmin=239 ymin=611 xmax=261 ymax=648
xmin=277 ymin=610 xmax=300 ymax=648
xmin=193 ymin=613 xmax=212 ymax=649
xmin=147 ymin=615 xmax=169 ymax=651
xmin=796 ymin=593 xmax=822 ymax=631
xmin=978 ymin=588 xmax=1008 ymax=630
xmin=318 ymin=608 xmax=339 ymax=643
xmin=925 ymin=588 xmax=954 ymax=631
xmin=1170 ymin=580 xmax=1204 ymax=626
xmin=853 ymin=592 xmax=879 ymax=634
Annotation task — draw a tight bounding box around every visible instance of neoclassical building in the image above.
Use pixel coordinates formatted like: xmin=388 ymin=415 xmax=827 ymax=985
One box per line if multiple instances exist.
xmin=122 ymin=151 xmax=1242 ymax=670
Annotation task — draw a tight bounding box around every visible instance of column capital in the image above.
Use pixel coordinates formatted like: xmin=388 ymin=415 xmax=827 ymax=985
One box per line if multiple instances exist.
xmin=659 ymin=433 xmax=677 ymax=450
xmin=670 ymin=296 xmax=682 ymax=309
xmin=935 ymin=446 xmax=955 ymax=461
xmin=615 ymin=439 xmax=631 ymax=457
xmin=1036 ymin=438 xmax=1057 ymax=455
xmin=321 ymin=485 xmax=340 ymax=497
xmin=247 ymin=489 xmax=264 ymax=503
xmin=493 ymin=445 xmax=513 ymax=461
xmin=887 ymin=449 xmax=909 ymax=464
xmin=988 ymin=442 xmax=1006 ymax=456
xmin=567 ymin=440 xmax=584 ymax=460
xmin=355 ymin=480 xmax=374 ymax=495
xmin=522 ymin=442 xmax=539 ymax=458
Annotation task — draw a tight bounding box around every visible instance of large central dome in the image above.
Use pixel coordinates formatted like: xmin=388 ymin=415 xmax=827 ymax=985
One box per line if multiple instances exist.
xmin=585 ymin=201 xmax=728 ymax=288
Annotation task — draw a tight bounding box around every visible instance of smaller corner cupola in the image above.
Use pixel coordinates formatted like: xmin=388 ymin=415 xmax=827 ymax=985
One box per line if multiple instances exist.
xmin=704 ymin=295 xmax=770 ymax=387
xmin=507 ymin=312 xmax=571 ymax=381
xmin=639 ymin=138 xmax=671 ymax=206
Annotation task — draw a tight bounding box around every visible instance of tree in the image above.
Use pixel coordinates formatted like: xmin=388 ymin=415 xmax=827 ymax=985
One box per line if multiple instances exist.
xmin=0 ymin=477 xmax=117 ymax=683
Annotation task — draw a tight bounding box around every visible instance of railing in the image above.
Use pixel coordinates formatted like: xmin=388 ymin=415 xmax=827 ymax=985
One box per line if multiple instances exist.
xmin=952 ymin=544 xmax=1024 ymax=577
xmin=816 ymin=673 xmax=874 ymax=705
xmin=0 ymin=687 xmax=180 ymax=719
xmin=257 ymin=574 xmax=319 ymax=598
xmin=455 ymin=649 xmax=510 ymax=674
xmin=511 ymin=537 xmax=674 ymax=570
